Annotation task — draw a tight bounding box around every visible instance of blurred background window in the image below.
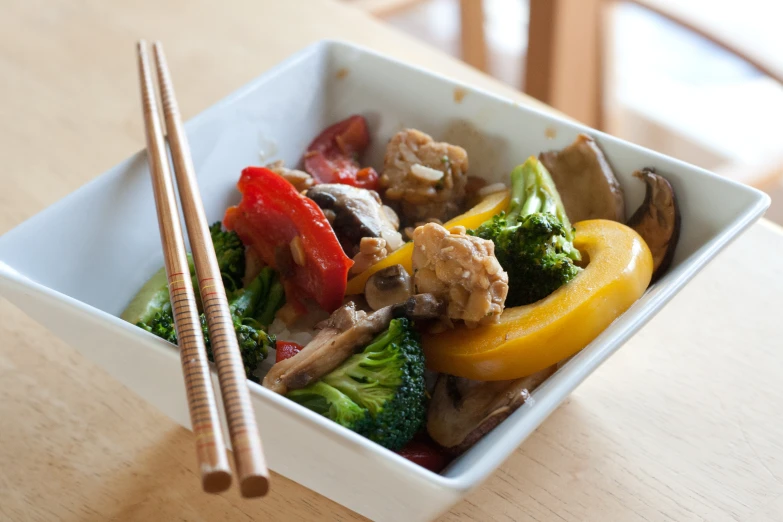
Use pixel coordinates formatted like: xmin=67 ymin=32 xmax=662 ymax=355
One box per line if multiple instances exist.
xmin=345 ymin=0 xmax=783 ymax=224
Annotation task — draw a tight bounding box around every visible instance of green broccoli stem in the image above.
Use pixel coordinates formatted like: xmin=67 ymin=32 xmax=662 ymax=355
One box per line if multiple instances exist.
xmin=287 ymin=381 xmax=365 ymax=423
xmin=257 ymin=276 xmax=285 ymax=327
xmin=510 ymin=157 xmax=580 ymax=260
xmin=509 ymin=157 xmax=571 ymax=232
xmin=363 ymin=322 xmax=398 ymax=353
xmin=227 ymin=267 xmax=285 ymax=327
xmin=229 ymin=267 xmax=273 ymax=320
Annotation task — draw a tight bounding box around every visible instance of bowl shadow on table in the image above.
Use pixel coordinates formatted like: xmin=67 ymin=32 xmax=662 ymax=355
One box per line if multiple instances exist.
xmin=96 ymin=427 xmax=207 ymax=521
xmin=97 ymin=370 xmax=594 ymax=522
xmin=101 ymin=399 xmax=595 ymax=522
xmin=100 ymin=427 xmax=364 ymax=522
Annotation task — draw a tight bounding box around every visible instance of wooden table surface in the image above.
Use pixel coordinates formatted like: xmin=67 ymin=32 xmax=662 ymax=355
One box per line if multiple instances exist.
xmin=1 ymin=1 xmax=782 ymax=520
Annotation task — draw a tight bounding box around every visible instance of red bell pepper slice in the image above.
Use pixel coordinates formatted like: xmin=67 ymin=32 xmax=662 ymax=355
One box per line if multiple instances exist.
xmin=275 ymin=341 xmax=304 ymax=363
xmin=224 ymin=167 xmax=353 ymax=313
xmin=304 ymin=115 xmax=379 ymax=190
xmin=395 ymin=438 xmax=451 ymax=473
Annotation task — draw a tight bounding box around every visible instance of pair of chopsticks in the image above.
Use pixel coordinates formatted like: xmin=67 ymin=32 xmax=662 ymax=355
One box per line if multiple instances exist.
xmin=136 ymin=40 xmax=269 ymax=497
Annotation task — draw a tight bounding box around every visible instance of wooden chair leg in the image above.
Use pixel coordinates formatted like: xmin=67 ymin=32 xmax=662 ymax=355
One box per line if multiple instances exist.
xmin=524 ymin=0 xmax=606 ymax=128
xmin=460 ymin=0 xmax=488 ymax=72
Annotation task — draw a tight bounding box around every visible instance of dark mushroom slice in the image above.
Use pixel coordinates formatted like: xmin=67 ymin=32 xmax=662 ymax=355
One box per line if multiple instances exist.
xmin=263 ymin=302 xmax=393 ymax=394
xmin=365 ymin=264 xmax=413 ymax=310
xmin=627 ymin=168 xmax=680 ymax=282
xmin=392 ymin=293 xmax=446 ymax=321
xmin=539 ymin=134 xmax=625 ymax=223
xmin=427 ymin=366 xmax=557 ymax=455
xmin=306 ymin=184 xmax=403 ymax=257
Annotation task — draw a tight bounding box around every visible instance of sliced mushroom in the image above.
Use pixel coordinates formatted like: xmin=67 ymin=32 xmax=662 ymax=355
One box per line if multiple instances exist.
xmin=539 ymin=134 xmax=625 ymax=223
xmin=427 ymin=366 xmax=557 ymax=455
xmin=627 ymin=168 xmax=680 ymax=282
xmin=365 ymin=265 xmax=413 ymax=310
xmin=391 ymin=293 xmax=446 ymax=321
xmin=263 ymin=302 xmax=394 ymax=394
xmin=306 ymin=184 xmax=403 ymax=256
xmin=318 ymin=302 xmax=364 ymax=331
xmin=265 ymin=295 xmax=448 ymax=395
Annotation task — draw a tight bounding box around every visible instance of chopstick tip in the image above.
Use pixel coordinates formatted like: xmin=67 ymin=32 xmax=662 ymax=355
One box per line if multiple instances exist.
xmin=202 ymin=469 xmax=232 ymax=494
xmin=240 ymin=475 xmax=270 ymax=498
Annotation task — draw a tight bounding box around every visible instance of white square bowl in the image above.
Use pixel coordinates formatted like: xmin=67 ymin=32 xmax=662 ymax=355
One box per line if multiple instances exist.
xmin=0 ymin=41 xmax=770 ymax=521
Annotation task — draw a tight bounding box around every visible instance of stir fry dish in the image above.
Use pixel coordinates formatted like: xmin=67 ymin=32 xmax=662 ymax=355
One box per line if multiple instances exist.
xmin=122 ymin=115 xmax=681 ymax=473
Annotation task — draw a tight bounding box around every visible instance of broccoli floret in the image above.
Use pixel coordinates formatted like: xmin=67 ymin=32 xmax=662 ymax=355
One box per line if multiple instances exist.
xmin=137 ymin=302 xmax=177 ymax=344
xmin=209 ymin=221 xmax=245 ymax=291
xmin=286 ymin=318 xmax=427 ymax=450
xmin=470 ymin=156 xmax=582 ymax=306
xmin=122 ymin=222 xmax=245 ymax=325
xmin=135 ymin=269 xmax=279 ymax=382
xmin=284 ymin=381 xmax=367 ymax=427
xmin=200 ymin=318 xmax=273 ymax=383
xmin=126 ymin=221 xmax=279 ymax=381
xmin=201 ymin=268 xmax=279 ymax=381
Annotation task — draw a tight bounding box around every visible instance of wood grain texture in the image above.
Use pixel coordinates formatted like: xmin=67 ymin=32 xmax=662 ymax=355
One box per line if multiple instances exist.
xmin=1 ymin=0 xmax=782 ymax=521
xmin=459 ymin=0 xmax=488 ymax=72
xmin=525 ymin=0 xmax=605 ymax=128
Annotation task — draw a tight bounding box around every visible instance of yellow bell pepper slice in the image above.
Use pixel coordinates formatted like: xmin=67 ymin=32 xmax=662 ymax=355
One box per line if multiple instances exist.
xmin=345 ymin=189 xmax=511 ymax=295
xmin=421 ymin=219 xmax=653 ymax=380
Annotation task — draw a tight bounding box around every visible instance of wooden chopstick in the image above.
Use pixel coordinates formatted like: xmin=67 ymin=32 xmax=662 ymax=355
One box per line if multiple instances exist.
xmin=150 ymin=41 xmax=270 ymax=498
xmin=136 ymin=40 xmax=232 ymax=494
